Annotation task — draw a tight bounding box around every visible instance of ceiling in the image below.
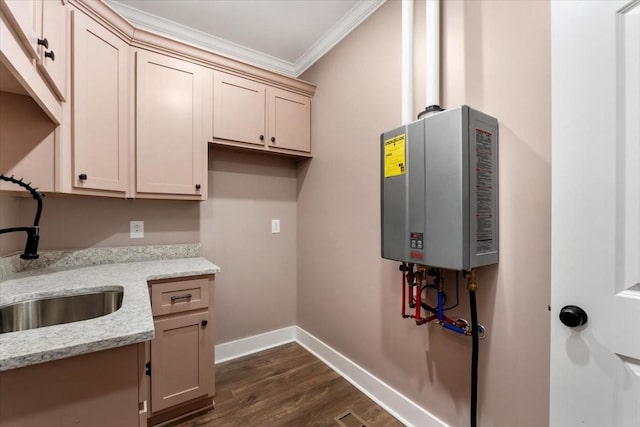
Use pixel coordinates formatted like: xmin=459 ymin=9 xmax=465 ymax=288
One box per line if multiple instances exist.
xmin=107 ymin=0 xmax=386 ymax=77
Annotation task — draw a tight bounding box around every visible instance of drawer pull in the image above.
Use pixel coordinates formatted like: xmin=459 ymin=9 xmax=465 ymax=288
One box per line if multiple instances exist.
xmin=170 ymin=293 xmax=192 ymax=302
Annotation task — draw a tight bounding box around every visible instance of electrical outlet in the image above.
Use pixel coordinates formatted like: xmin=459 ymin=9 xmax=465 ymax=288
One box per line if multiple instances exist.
xmin=130 ymin=221 xmax=144 ymax=239
xmin=271 ymin=219 xmax=280 ymax=234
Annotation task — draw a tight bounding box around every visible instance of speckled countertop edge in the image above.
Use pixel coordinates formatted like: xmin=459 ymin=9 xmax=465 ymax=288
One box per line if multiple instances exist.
xmin=0 ymin=243 xmax=201 ymax=281
xmin=0 ymin=246 xmax=220 ymax=372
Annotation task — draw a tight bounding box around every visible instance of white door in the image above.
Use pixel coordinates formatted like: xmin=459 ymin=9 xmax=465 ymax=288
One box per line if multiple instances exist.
xmin=551 ymin=1 xmax=640 ymax=426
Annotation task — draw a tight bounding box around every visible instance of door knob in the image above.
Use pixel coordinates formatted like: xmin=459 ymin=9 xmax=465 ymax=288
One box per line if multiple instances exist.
xmin=559 ymin=305 xmax=588 ymax=327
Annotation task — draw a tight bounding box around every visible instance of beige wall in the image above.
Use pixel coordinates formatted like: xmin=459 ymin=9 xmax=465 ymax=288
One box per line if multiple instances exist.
xmin=31 ymin=195 xmax=200 ymax=250
xmin=0 ymin=193 xmax=199 ymax=256
xmin=298 ymin=1 xmax=551 ymax=426
xmin=0 ymin=92 xmax=55 ymax=255
xmin=201 ymin=147 xmax=298 ymax=343
xmin=0 ymin=195 xmax=23 ymax=255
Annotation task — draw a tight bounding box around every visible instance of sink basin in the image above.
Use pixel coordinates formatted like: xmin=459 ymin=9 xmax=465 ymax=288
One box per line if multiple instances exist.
xmin=0 ymin=289 xmax=123 ymax=334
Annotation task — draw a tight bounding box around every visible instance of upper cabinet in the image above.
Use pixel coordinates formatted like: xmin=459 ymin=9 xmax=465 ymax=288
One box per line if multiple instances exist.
xmin=212 ymin=72 xmax=265 ymax=147
xmin=1 ymin=0 xmax=40 ymax=60
xmin=0 ymin=0 xmax=65 ymax=123
xmin=71 ymin=10 xmax=129 ymax=195
xmin=1 ymin=0 xmax=314 ymax=201
xmin=135 ymin=50 xmax=209 ymax=200
xmin=268 ymin=87 xmax=311 ymax=153
xmin=37 ymin=0 xmax=67 ymax=101
xmin=1 ymin=0 xmax=67 ymax=101
xmin=212 ymin=71 xmax=312 ymax=157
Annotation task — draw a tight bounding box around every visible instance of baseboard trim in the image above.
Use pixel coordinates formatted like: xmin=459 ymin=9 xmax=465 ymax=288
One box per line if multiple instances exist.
xmin=214 ymin=326 xmax=447 ymax=427
xmin=214 ymin=326 xmax=296 ymax=363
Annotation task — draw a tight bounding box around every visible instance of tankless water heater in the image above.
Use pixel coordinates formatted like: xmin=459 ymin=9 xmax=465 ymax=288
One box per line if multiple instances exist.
xmin=380 ymin=105 xmax=499 ymax=270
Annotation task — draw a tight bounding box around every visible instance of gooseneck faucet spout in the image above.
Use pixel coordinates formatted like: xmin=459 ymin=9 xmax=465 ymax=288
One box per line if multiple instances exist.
xmin=0 ymin=174 xmax=44 ymax=260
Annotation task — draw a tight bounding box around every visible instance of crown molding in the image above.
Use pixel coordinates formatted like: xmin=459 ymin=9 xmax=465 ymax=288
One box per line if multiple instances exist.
xmin=293 ymin=0 xmax=386 ymax=76
xmin=106 ymin=0 xmax=295 ymax=75
xmin=105 ymin=0 xmax=386 ymax=77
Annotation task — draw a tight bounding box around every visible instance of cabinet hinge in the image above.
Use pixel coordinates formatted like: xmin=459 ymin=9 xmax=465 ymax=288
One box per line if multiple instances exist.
xmin=145 ymin=361 xmax=151 ymax=376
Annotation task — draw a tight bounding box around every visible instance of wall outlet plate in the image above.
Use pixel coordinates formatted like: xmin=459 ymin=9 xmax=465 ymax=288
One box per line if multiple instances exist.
xmin=130 ymin=221 xmax=144 ymax=239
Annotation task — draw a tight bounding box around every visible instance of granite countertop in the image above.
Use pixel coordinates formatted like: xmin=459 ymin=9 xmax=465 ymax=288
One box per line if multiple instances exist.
xmin=0 ymin=254 xmax=220 ymax=371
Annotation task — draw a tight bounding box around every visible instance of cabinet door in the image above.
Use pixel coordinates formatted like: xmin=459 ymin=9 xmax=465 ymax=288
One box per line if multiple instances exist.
xmin=212 ymin=72 xmax=265 ymax=146
xmin=268 ymin=87 xmax=311 ymax=153
xmin=136 ymin=50 xmax=204 ymax=196
xmin=72 ymin=11 xmax=129 ymax=193
xmin=37 ymin=0 xmax=67 ymax=101
xmin=0 ymin=0 xmax=39 ymax=59
xmin=151 ymin=311 xmax=212 ymax=413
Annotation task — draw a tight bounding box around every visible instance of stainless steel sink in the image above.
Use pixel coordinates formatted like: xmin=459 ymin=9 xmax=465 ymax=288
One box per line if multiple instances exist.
xmin=0 ymin=289 xmax=123 ymax=334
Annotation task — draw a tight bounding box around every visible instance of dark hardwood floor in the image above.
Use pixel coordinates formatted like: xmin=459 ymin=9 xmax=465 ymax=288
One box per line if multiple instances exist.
xmin=172 ymin=342 xmax=404 ymax=427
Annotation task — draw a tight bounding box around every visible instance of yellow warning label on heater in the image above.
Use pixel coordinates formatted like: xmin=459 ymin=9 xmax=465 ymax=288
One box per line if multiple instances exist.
xmin=384 ymin=134 xmax=406 ymax=178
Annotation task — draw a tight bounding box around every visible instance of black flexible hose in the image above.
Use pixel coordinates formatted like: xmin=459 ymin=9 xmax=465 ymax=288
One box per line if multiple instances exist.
xmin=469 ymin=288 xmax=479 ymax=427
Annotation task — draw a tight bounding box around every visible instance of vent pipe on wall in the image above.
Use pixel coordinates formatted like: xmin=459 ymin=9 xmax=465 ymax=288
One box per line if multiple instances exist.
xmin=416 ymin=0 xmax=442 ymax=120
xmin=401 ymin=0 xmax=414 ymax=125
xmin=425 ymin=0 xmax=440 ymax=109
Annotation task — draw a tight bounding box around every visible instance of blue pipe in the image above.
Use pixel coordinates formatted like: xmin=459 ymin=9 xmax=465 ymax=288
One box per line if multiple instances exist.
xmin=442 ymin=321 xmax=467 ymax=335
xmin=438 ymin=286 xmax=466 ymax=334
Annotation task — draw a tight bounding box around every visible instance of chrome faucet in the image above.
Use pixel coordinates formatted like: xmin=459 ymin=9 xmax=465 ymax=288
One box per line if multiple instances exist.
xmin=0 ymin=174 xmax=44 ymax=259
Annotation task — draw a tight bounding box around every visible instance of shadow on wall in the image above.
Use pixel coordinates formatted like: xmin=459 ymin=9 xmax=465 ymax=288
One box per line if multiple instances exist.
xmin=208 ymin=146 xmax=303 ymax=200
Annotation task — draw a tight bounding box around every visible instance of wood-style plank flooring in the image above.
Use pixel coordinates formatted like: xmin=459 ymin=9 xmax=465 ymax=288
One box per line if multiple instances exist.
xmin=173 ymin=342 xmax=405 ymax=427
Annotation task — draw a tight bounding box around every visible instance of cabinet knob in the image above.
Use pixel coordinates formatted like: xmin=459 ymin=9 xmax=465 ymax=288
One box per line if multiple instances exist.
xmin=78 ymin=173 xmax=87 ymax=181
xmin=37 ymin=38 xmax=49 ymax=49
xmin=195 ymin=184 xmax=201 ymax=190
xmin=201 ymin=320 xmax=208 ymax=327
xmin=44 ymin=50 xmax=55 ymax=61
xmin=271 ymin=137 xmax=276 ymax=143
xmin=259 ymin=135 xmax=264 ymax=141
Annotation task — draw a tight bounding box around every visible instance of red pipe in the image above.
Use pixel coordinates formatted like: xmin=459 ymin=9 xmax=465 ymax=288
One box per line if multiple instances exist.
xmin=408 ymin=272 xmax=414 ymax=313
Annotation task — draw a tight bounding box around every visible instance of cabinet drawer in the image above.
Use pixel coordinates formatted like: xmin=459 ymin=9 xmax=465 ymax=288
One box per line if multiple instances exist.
xmin=150 ymin=277 xmax=209 ymax=316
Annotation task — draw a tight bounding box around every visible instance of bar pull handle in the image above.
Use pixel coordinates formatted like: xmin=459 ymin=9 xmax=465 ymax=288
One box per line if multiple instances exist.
xmin=170 ymin=293 xmax=192 ymax=302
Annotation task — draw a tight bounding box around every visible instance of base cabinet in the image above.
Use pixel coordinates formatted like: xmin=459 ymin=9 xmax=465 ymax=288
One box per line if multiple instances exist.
xmin=151 ymin=311 xmax=212 ymax=412
xmin=146 ymin=275 xmax=215 ymax=426
xmin=0 ymin=344 xmax=143 ymax=427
